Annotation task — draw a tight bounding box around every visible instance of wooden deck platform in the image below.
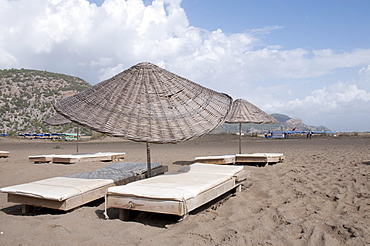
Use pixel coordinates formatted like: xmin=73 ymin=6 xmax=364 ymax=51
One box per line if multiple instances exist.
xmin=29 ymin=152 xmax=126 ymax=164
xmin=194 ymin=153 xmax=285 ymax=166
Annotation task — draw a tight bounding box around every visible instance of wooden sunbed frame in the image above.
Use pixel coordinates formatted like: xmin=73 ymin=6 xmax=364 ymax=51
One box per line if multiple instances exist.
xmin=195 ymin=153 xmax=285 ymax=165
xmin=28 ymin=154 xmax=54 ymax=163
xmin=3 ymin=165 xmax=167 ymax=214
xmin=106 ymin=166 xmax=250 ymax=221
xmin=194 ymin=155 xmax=236 ymax=165
xmin=235 ymin=153 xmax=285 ymax=165
xmin=0 ymin=151 xmax=9 ymax=158
xmin=29 ymin=152 xmax=126 ymax=164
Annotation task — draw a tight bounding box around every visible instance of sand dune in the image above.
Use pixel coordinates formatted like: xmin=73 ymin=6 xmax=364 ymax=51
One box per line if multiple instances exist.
xmin=0 ymin=135 xmax=369 ymax=245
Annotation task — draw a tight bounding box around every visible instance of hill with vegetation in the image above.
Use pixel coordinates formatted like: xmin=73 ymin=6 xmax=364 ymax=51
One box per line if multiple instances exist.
xmin=0 ymin=68 xmax=91 ymax=135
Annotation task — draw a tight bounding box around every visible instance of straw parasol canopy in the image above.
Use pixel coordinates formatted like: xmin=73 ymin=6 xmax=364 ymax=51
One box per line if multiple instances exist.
xmin=225 ymin=99 xmax=279 ymax=124
xmin=54 ymin=62 xmax=232 ymax=176
xmin=44 ymin=113 xmax=81 ymax=153
xmin=44 ymin=113 xmax=72 ymax=126
xmin=225 ymin=98 xmax=279 ymax=154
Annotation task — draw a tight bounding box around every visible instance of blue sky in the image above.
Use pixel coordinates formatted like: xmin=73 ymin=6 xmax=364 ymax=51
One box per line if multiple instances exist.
xmin=181 ymin=1 xmax=370 ymax=50
xmin=1 ymin=0 xmax=370 ymax=131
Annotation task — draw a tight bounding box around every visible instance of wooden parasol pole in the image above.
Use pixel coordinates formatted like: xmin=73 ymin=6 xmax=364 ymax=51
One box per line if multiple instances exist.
xmin=239 ymin=122 xmax=242 ymax=154
xmin=76 ymin=125 xmax=79 ymax=153
xmin=146 ymin=142 xmax=152 ymax=178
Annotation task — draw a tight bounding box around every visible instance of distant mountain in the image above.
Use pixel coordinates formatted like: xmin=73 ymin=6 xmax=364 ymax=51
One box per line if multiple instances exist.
xmin=270 ymin=113 xmax=291 ymax=123
xmin=279 ymin=117 xmax=330 ymax=132
xmin=212 ymin=113 xmax=330 ymax=134
xmin=0 ymin=68 xmax=91 ymax=134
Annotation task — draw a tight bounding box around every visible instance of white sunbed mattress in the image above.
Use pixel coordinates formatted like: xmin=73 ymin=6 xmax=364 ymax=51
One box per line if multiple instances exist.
xmin=107 ymin=163 xmax=243 ymax=201
xmin=0 ymin=177 xmax=112 ymax=201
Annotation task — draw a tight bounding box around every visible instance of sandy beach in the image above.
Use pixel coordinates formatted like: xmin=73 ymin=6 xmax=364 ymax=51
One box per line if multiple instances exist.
xmin=0 ymin=134 xmax=369 ymax=246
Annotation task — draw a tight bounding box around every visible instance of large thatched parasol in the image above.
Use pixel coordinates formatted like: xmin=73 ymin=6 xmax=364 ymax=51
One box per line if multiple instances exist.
xmin=225 ymin=98 xmax=279 ymax=154
xmin=54 ymin=62 xmax=232 ymax=176
xmin=44 ymin=113 xmax=81 ymax=153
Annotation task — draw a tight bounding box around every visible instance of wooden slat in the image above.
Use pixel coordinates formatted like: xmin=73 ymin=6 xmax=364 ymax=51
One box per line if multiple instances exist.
xmin=29 ymin=153 xmax=126 ymax=164
xmin=0 ymin=151 xmax=9 ymax=158
xmin=22 ymin=204 xmax=33 ymax=214
xmin=195 ymin=159 xmax=233 ymax=165
xmin=234 ymin=169 xmax=251 ymax=183
xmin=9 ymin=194 xmax=68 ymax=211
xmin=266 ymin=156 xmax=282 ymax=163
xmin=111 ymin=154 xmax=126 ymax=162
xmin=8 ymin=183 xmax=115 ymax=212
xmin=52 ymin=157 xmax=81 ymax=164
xmin=236 ymin=154 xmax=285 ymax=164
xmin=108 ymin=195 xmax=184 ymax=216
xmin=52 ymin=153 xmax=127 ymax=164
xmin=195 ymin=155 xmax=235 ymax=165
xmin=235 ymin=155 xmax=267 ymax=163
xmin=29 ymin=155 xmax=53 ymax=163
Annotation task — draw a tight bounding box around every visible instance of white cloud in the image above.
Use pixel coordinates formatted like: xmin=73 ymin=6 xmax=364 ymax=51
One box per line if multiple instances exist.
xmin=264 ymin=77 xmax=370 ymax=130
xmin=1 ymin=0 xmax=369 ymax=84
xmin=249 ymin=25 xmax=283 ymax=36
xmin=97 ymin=63 xmax=125 ymax=81
xmin=358 ymin=65 xmax=370 ymax=89
xmin=0 ymin=49 xmax=18 ymax=66
xmin=1 ymin=0 xmax=370 ymax=131
xmin=292 ymin=82 xmax=370 ymax=111
xmin=90 ymin=57 xmax=112 ymax=67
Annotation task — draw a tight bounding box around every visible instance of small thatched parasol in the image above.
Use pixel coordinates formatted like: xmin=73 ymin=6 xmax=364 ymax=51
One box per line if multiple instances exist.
xmin=44 ymin=113 xmax=80 ymax=153
xmin=225 ymin=98 xmax=279 ymax=154
xmin=54 ymin=62 xmax=232 ymax=176
xmin=44 ymin=113 xmax=72 ymax=125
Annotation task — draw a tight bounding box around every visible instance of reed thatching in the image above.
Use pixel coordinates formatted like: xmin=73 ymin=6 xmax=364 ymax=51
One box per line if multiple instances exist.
xmin=44 ymin=113 xmax=80 ymax=153
xmin=54 ymin=62 xmax=232 ymax=144
xmin=225 ymin=98 xmax=279 ymax=154
xmin=44 ymin=113 xmax=72 ymax=126
xmin=225 ymin=99 xmax=279 ymax=124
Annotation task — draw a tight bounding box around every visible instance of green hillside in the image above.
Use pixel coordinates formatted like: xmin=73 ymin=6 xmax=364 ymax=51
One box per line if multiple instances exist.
xmin=0 ymin=68 xmax=91 ymax=135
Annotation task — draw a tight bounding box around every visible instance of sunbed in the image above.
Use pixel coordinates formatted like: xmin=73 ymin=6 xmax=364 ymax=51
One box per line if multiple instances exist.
xmin=29 ymin=152 xmax=126 ymax=164
xmin=105 ymin=163 xmax=250 ymax=221
xmin=0 ymin=151 xmax=9 ymax=158
xmin=235 ymin=153 xmax=285 ymax=164
xmin=195 ymin=153 xmax=285 ymax=165
xmin=0 ymin=162 xmax=167 ymax=214
xmin=194 ymin=155 xmax=236 ymax=164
